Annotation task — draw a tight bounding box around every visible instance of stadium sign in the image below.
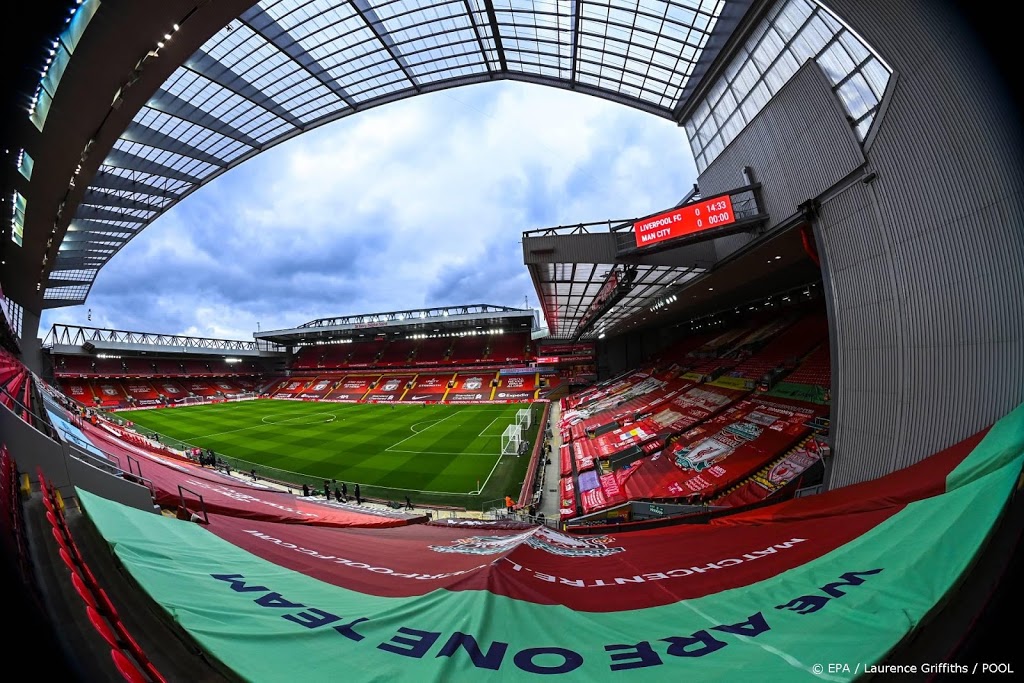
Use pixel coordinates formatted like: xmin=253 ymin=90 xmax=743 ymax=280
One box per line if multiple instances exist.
xmin=633 ymin=194 xmax=736 ymax=248
xmin=499 ymin=367 xmax=539 ymax=376
xmin=495 ymin=390 xmax=534 ymax=400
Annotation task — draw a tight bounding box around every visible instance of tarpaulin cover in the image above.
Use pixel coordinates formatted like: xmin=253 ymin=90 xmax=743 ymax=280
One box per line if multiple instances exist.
xmin=559 ymin=476 xmax=576 ymax=519
xmin=712 ymin=442 xmax=822 ymax=507
xmin=559 ymin=444 xmax=573 ymax=477
xmin=622 ymin=397 xmax=825 ymax=501
xmin=77 ymin=401 xmax=1024 ymax=681
xmin=577 ymin=469 xmax=600 ymax=492
xmin=404 ymin=374 xmax=452 ymax=401
xmin=329 ymin=375 xmax=379 ymax=400
xmin=365 ymin=375 xmax=415 ymax=401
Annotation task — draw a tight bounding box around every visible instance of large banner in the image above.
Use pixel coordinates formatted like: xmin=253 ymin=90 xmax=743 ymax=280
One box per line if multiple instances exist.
xmin=622 ymin=397 xmax=825 ymax=501
xmin=330 ymin=375 xmax=378 ymax=400
xmin=446 ymin=373 xmax=493 ymax=402
xmin=365 ymin=375 xmax=414 ymax=401
xmin=403 ymin=374 xmax=451 ymax=401
xmin=74 ymin=400 xmax=1024 ymax=681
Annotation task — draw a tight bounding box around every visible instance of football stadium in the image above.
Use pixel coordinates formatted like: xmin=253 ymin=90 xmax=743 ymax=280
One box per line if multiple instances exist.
xmin=1 ymin=1 xmax=1022 ymax=681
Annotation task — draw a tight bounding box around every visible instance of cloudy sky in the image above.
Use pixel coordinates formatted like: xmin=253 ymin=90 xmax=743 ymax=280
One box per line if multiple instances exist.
xmin=39 ymin=81 xmax=697 ymax=341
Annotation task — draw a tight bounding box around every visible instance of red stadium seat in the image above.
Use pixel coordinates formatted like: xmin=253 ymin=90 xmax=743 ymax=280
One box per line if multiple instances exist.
xmin=71 ymin=570 xmax=98 ymax=609
xmin=87 ymin=605 xmax=120 ymax=649
xmin=58 ymin=546 xmax=77 ymax=573
xmin=110 ymin=648 xmax=148 ymax=683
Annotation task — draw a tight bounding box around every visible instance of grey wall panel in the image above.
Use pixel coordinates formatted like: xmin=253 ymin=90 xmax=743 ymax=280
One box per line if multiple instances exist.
xmin=698 ymin=62 xmax=865 ymax=236
xmin=818 ymin=0 xmax=1024 ymax=486
xmin=687 ymin=0 xmax=1023 ymax=487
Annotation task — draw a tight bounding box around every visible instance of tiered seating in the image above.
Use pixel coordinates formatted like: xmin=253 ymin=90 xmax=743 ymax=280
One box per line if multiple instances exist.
xmin=447 ymin=336 xmax=489 ymax=364
xmin=317 ymin=345 xmax=351 ymax=369
xmin=295 ymin=376 xmax=337 ymax=399
xmin=344 ymin=343 xmax=379 ymax=368
xmin=1 ymin=350 xmax=32 ymax=422
xmin=552 ymin=309 xmax=835 ymax=522
xmin=445 ymin=371 xmax=498 ymax=402
xmin=682 ymin=356 xmax=738 ymax=379
xmin=363 ymin=374 xmax=414 ymax=402
xmin=376 ymin=339 xmax=416 ymax=367
xmin=492 ymin=372 xmax=539 ymax=401
xmin=233 ymin=378 xmax=259 ymax=392
xmin=709 ymin=435 xmax=824 ymax=507
xmin=329 ymin=374 xmax=379 ymax=401
xmin=291 ymin=347 xmax=322 ymax=369
xmin=728 ymin=313 xmax=828 ymax=380
xmin=410 ymin=338 xmax=451 ymax=365
xmin=154 ymin=359 xmax=184 ymax=375
xmin=37 ymin=469 xmax=168 ymax=683
xmin=93 ymin=358 xmax=124 ymax=375
xmin=785 ymin=344 xmax=831 ymax=387
xmin=121 ymin=358 xmax=157 ymax=376
xmin=271 ymin=377 xmax=315 ymax=398
xmin=53 ymin=355 xmax=91 ymax=376
xmin=59 ymin=380 xmax=93 ymax=406
xmin=179 ymin=379 xmax=222 ymax=397
xmin=181 ymin=360 xmax=212 ymax=376
xmin=616 ymin=395 xmax=826 ymax=505
xmin=146 ymin=379 xmax=186 ymax=401
xmin=118 ymin=380 xmax=161 ymax=406
xmin=402 ymin=372 xmax=453 ymax=401
xmin=486 ymin=333 xmax=532 ymax=362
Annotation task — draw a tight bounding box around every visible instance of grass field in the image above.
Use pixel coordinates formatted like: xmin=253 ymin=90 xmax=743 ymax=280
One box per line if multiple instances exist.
xmin=121 ymin=399 xmax=544 ymax=508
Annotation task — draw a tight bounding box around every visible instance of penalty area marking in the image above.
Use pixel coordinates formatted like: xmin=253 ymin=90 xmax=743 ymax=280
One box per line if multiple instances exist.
xmin=478 ymin=416 xmax=510 ymax=438
xmin=385 ymin=412 xmax=459 ymax=451
xmin=410 ymin=419 xmax=442 ymax=433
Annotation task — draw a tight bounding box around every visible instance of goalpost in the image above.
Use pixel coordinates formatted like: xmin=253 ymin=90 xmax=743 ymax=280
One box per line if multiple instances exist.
xmin=501 ymin=424 xmax=523 ymax=456
xmin=515 ymin=408 xmax=532 ymax=430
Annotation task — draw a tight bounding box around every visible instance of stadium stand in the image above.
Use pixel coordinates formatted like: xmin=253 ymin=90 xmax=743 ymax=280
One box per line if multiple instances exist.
xmin=551 ymin=309 xmax=833 ymax=522
xmin=783 ymin=343 xmax=832 ymax=387
xmin=328 ymin=374 xmax=379 ymax=401
xmin=344 ymin=342 xmax=380 ymax=368
xmin=447 ymin=335 xmax=489 ymax=364
xmin=375 ymin=338 xmax=416 ymax=367
xmin=485 ymin=332 xmax=532 ymax=362
xmin=363 ymin=374 xmax=414 ymax=402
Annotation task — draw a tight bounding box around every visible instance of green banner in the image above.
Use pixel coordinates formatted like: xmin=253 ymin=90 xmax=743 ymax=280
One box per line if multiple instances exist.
xmin=767 ymin=382 xmax=829 ymax=405
xmin=708 ymin=376 xmax=753 ymax=391
xmin=77 ymin=402 xmax=1024 ymax=681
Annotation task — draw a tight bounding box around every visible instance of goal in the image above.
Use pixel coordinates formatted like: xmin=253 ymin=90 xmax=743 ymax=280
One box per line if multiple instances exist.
xmin=515 ymin=407 xmax=532 ymax=430
xmin=501 ymin=424 xmax=523 ymax=456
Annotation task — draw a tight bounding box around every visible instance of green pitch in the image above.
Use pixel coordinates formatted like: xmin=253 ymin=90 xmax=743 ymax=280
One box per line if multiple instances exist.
xmin=122 ymin=400 xmax=536 ymax=500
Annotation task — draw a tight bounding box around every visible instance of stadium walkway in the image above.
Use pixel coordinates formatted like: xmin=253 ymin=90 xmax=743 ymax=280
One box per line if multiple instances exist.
xmin=538 ymin=401 xmax=563 ymax=521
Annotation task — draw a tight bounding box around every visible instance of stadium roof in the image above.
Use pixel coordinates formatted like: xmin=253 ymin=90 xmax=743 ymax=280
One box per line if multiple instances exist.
xmin=523 ymin=183 xmax=789 ymax=339
xmin=17 ymin=0 xmax=758 ymax=307
xmin=42 ymin=323 xmax=284 ymax=356
xmin=255 ymin=302 xmax=536 ymax=343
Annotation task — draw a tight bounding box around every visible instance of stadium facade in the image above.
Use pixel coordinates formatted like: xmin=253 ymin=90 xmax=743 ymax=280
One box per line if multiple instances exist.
xmin=3 ymin=0 xmax=1021 ymax=491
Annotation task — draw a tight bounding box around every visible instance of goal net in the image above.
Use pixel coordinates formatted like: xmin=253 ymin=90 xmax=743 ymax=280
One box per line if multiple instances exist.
xmin=501 ymin=424 xmax=523 ymax=455
xmin=515 ymin=408 xmax=532 ymax=430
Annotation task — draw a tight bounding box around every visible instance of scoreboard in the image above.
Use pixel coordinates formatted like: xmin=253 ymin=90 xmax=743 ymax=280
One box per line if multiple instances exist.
xmin=633 ymin=194 xmax=737 ymax=248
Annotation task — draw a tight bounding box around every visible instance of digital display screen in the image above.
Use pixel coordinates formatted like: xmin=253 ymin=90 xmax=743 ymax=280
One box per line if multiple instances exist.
xmin=633 ymin=194 xmax=736 ymax=248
